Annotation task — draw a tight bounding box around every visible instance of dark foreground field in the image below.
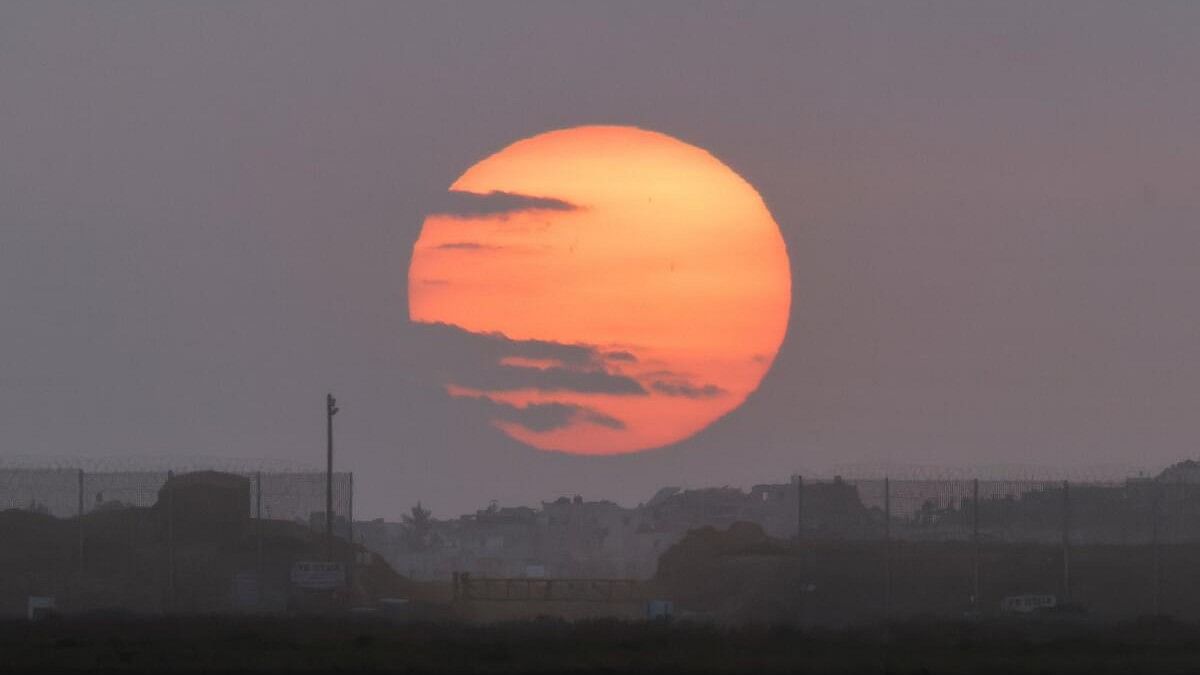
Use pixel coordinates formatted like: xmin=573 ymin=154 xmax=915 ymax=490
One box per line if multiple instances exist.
xmin=5 ymin=616 xmax=1200 ymax=674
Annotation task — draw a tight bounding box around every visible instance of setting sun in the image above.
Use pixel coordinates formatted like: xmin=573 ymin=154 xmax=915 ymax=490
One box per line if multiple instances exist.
xmin=409 ymin=125 xmax=791 ymax=454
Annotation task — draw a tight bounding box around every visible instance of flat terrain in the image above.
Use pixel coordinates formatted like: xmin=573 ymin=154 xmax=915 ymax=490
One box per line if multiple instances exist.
xmin=6 ymin=616 xmax=1200 ymax=674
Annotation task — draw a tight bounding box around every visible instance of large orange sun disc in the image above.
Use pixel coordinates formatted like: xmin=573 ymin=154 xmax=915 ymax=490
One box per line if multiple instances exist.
xmin=409 ymin=125 xmax=791 ymax=455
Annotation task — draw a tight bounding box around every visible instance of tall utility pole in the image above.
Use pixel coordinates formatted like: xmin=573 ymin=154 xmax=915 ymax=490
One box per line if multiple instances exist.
xmin=326 ymin=393 xmax=339 ymax=561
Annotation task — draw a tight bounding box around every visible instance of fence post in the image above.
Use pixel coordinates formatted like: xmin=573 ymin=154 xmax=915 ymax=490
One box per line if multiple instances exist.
xmin=796 ymin=474 xmax=803 ymax=543
xmin=1061 ymin=480 xmax=1071 ymax=603
xmin=1152 ymin=483 xmax=1161 ymax=616
xmin=347 ymin=472 xmax=355 ymax=596
xmin=167 ymin=470 xmax=176 ymax=612
xmin=972 ymin=478 xmax=980 ymax=610
xmin=77 ymin=469 xmax=84 ymax=585
xmin=256 ymin=470 xmax=263 ymax=607
xmin=130 ymin=493 xmax=138 ymax=577
xmin=884 ymin=476 xmax=891 ymax=620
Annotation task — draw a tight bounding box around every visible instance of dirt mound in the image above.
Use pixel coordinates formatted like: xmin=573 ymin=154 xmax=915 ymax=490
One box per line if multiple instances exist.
xmin=655 ymin=522 xmax=796 ymax=621
xmin=658 ymin=521 xmax=785 ymax=569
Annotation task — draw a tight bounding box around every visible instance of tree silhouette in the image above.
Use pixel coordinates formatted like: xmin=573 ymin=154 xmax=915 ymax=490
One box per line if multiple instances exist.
xmin=402 ymin=502 xmax=435 ymax=551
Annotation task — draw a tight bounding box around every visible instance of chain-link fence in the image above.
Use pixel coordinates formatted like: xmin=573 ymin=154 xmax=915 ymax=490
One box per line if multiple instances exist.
xmin=0 ymin=463 xmax=354 ymax=617
xmin=5 ymin=462 xmax=1200 ymax=620
xmin=1 ymin=467 xmax=351 ymax=524
xmin=795 ymin=476 xmax=1197 ymax=543
xmin=781 ymin=475 xmax=1200 ymax=620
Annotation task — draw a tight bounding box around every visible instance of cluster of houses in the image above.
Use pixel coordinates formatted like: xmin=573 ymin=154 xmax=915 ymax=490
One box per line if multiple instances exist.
xmin=353 ymin=461 xmax=1200 ymax=581
xmin=354 ymin=477 xmax=870 ymax=580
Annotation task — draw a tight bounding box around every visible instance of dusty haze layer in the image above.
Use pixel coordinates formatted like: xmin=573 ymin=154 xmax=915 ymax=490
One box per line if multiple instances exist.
xmin=1 ymin=3 xmax=1199 ymax=517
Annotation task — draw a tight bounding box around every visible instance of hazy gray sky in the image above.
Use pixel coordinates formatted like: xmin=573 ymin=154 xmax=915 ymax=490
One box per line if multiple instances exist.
xmin=2 ymin=2 xmax=1199 ymax=517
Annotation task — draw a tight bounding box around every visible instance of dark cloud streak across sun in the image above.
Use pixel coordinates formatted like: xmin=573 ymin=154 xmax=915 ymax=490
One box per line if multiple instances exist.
xmin=412 ymin=322 xmax=598 ymax=367
xmin=411 ymin=322 xmax=645 ymax=395
xmin=410 ymin=322 xmax=737 ymax=436
xmin=428 ymin=190 xmax=578 ymax=220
